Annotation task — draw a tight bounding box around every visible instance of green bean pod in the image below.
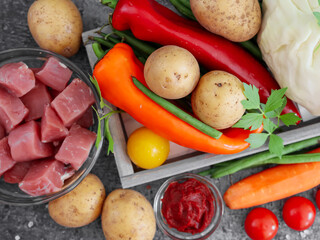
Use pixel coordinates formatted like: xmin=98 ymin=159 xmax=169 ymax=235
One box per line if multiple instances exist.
xmin=209 ymin=136 xmax=320 ymax=178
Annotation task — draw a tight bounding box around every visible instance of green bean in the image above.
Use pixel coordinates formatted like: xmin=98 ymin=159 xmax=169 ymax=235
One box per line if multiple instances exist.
xmin=99 ymin=31 xmax=150 ymax=60
xmin=92 ymin=42 xmax=106 ymax=60
xmin=132 ymin=77 xmax=222 ymax=139
xmin=105 ymin=35 xmax=121 ymax=45
xmin=179 ymin=0 xmax=191 ymax=9
xmin=239 ymin=40 xmax=263 ymax=62
xmin=198 ymin=168 xmax=215 ymax=176
xmin=198 ymin=161 xmax=231 ymax=176
xmin=92 ymin=33 xmax=147 ymax=63
xmin=89 ymin=36 xmax=115 ymax=49
xmin=260 ymin=153 xmax=320 ymax=165
xmin=169 ymin=0 xmax=196 ymax=21
xmin=137 ymin=56 xmax=146 ymax=64
xmin=97 ymin=32 xmax=117 ymax=42
xmin=112 ymin=29 xmax=157 ymax=55
xmin=209 ymin=136 xmax=320 ymax=178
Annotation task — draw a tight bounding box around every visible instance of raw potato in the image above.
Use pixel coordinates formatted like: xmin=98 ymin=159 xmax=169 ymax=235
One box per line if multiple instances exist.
xmin=144 ymin=45 xmax=200 ymax=99
xmin=48 ymin=174 xmax=106 ymax=228
xmin=191 ymin=71 xmax=246 ymax=130
xmin=190 ymin=0 xmax=261 ymax=42
xmin=28 ymin=0 xmax=83 ymax=57
xmin=101 ymin=189 xmax=156 ymax=240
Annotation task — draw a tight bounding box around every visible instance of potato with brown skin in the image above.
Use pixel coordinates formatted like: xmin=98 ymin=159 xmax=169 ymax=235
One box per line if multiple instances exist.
xmin=190 ymin=0 xmax=261 ymax=42
xmin=48 ymin=174 xmax=106 ymax=228
xmin=101 ymin=189 xmax=156 ymax=240
xmin=28 ymin=0 xmax=83 ymax=57
xmin=144 ymin=45 xmax=200 ymax=99
xmin=191 ymin=71 xmax=246 ymax=130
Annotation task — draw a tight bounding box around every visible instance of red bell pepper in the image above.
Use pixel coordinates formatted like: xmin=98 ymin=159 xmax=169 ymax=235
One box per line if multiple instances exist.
xmin=111 ymin=0 xmax=301 ymax=120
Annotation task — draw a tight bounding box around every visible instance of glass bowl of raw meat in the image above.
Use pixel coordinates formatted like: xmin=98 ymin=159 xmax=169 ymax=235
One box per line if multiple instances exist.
xmin=0 ymin=48 xmax=104 ymax=205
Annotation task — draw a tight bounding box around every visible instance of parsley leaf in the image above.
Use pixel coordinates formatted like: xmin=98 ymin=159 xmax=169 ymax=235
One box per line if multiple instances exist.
xmin=234 ymin=84 xmax=301 ymax=157
xmin=264 ymin=88 xmax=287 ymax=112
xmin=233 ymin=113 xmax=263 ymax=130
xmin=280 ymin=113 xmax=302 ymax=127
xmin=263 ymin=118 xmax=277 ymax=134
xmin=269 ymin=134 xmax=284 ymax=158
xmin=246 ymin=133 xmax=269 ymax=149
xmin=241 ymin=83 xmax=260 ymax=109
xmin=265 ymin=110 xmax=278 ymax=119
xmin=274 ymin=96 xmax=287 ymax=116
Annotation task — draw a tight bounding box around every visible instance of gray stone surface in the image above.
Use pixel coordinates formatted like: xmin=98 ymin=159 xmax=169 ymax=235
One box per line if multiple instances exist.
xmin=0 ymin=0 xmax=319 ymax=239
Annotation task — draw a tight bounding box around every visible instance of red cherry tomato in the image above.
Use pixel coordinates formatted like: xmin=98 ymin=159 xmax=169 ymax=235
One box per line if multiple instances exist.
xmin=282 ymin=196 xmax=316 ymax=231
xmin=245 ymin=207 xmax=278 ymax=240
xmin=316 ymin=189 xmax=320 ymax=210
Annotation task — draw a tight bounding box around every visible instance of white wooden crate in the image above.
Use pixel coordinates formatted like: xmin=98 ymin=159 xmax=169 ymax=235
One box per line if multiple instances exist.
xmin=82 ymin=28 xmax=320 ymax=188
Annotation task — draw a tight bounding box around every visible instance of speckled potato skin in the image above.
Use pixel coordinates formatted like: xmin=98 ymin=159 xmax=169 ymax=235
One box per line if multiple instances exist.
xmin=144 ymin=45 xmax=200 ymax=99
xmin=190 ymin=0 xmax=261 ymax=42
xmin=191 ymin=71 xmax=246 ymax=130
xmin=28 ymin=0 xmax=83 ymax=57
xmin=101 ymin=189 xmax=156 ymax=240
xmin=48 ymin=174 xmax=106 ymax=228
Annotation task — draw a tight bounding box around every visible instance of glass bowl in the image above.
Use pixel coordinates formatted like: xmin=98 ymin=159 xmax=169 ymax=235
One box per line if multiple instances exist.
xmin=154 ymin=173 xmax=224 ymax=240
xmin=0 ymin=48 xmax=104 ymax=205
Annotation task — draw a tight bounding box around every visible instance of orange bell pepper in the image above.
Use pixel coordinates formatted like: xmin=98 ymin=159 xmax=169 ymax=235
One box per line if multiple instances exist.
xmin=93 ymin=43 xmax=263 ymax=155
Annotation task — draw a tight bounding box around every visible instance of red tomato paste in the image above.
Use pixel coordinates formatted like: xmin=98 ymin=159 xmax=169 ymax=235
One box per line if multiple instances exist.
xmin=161 ymin=178 xmax=215 ymax=234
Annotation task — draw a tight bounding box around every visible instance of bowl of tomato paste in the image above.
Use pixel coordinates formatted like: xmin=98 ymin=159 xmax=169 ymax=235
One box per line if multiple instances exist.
xmin=154 ymin=173 xmax=224 ymax=239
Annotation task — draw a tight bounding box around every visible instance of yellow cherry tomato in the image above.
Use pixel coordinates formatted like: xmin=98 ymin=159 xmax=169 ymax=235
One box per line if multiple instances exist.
xmin=127 ymin=127 xmax=170 ymax=169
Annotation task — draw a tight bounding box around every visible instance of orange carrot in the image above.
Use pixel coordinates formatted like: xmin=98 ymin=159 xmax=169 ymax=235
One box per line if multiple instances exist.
xmin=224 ymin=148 xmax=320 ymax=209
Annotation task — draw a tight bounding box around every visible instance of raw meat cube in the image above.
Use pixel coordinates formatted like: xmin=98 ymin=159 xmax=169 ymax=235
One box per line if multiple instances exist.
xmin=0 ymin=62 xmax=35 ymax=97
xmin=0 ymin=87 xmax=29 ymax=133
xmin=0 ymin=137 xmax=15 ymax=176
xmin=41 ymin=104 xmax=68 ymax=143
xmin=0 ymin=124 xmax=5 ymax=139
xmin=3 ymin=161 xmax=33 ymax=184
xmin=21 ymin=81 xmax=52 ymax=121
xmin=19 ymin=159 xmax=66 ymax=196
xmin=51 ymin=78 xmax=95 ymax=127
xmin=35 ymin=57 xmax=72 ymax=91
xmin=76 ymin=106 xmax=94 ymax=128
xmin=49 ymin=88 xmax=61 ymax=100
xmin=55 ymin=124 xmax=96 ymax=170
xmin=52 ymin=141 xmax=63 ymax=156
xmin=61 ymin=165 xmax=76 ymax=182
xmin=8 ymin=121 xmax=53 ymax=162
xmin=30 ymin=68 xmax=40 ymax=74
